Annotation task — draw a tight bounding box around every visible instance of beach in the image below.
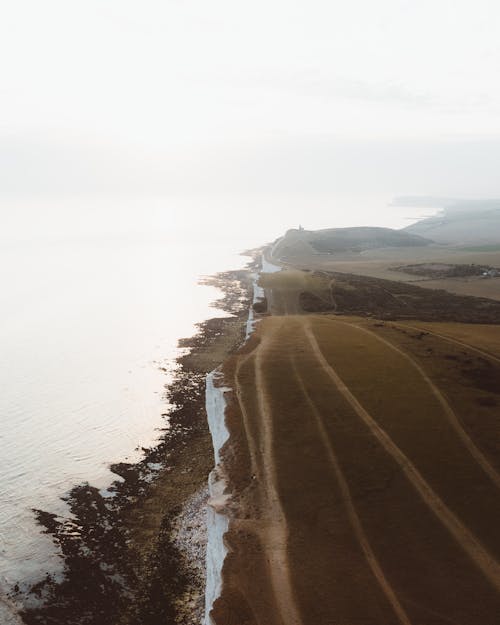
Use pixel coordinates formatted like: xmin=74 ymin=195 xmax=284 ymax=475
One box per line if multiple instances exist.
xmin=13 ymin=264 xmax=255 ymax=624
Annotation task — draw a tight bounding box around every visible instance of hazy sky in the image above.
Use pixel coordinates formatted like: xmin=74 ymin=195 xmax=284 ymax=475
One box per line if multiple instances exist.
xmin=2 ymin=0 xmax=500 ymax=238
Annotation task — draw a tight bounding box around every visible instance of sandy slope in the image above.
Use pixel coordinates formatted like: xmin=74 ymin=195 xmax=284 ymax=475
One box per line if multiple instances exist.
xmin=210 ymin=314 xmax=500 ymax=625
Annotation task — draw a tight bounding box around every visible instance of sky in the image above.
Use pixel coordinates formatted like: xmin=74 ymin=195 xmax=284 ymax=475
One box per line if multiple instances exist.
xmin=1 ymin=0 xmax=500 ymax=240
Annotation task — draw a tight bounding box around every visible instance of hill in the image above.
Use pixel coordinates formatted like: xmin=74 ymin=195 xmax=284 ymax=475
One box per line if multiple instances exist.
xmin=275 ymin=226 xmax=431 ymax=258
xmin=404 ymin=201 xmax=500 ymax=246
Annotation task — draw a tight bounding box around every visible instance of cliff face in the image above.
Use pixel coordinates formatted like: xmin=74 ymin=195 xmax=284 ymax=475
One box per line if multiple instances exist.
xmin=204 ymin=371 xmax=231 ymax=625
xmin=205 ymin=255 xmax=279 ymax=624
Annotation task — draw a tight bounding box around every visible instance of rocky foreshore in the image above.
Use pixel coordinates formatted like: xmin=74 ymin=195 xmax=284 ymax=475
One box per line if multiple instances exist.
xmin=13 ymin=263 xmax=255 ymax=625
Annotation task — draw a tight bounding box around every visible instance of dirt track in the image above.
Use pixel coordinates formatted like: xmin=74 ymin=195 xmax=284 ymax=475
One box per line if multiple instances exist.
xmin=211 ymin=314 xmax=500 ymax=625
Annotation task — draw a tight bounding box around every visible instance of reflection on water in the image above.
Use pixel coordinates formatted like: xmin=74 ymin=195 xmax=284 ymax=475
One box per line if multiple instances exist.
xmin=0 ymin=236 xmax=243 ymax=593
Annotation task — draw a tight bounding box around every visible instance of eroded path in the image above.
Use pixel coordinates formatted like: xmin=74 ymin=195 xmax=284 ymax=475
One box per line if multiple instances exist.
xmin=211 ymin=313 xmax=500 ymax=625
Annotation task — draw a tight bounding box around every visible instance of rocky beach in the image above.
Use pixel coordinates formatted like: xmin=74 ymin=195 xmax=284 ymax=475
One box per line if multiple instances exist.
xmin=10 ymin=262 xmax=256 ymax=625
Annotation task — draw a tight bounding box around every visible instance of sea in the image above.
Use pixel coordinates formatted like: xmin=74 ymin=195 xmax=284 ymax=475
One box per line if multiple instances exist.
xmin=0 ymin=193 xmax=427 ymax=618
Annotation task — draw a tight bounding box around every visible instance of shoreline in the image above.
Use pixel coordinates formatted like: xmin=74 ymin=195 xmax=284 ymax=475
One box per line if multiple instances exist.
xmin=13 ymin=263 xmax=256 ymax=625
xmin=9 ymin=229 xmax=500 ymax=624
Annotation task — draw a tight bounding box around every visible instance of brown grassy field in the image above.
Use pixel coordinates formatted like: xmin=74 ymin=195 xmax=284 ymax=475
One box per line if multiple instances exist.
xmin=394 ymin=320 xmax=500 ymax=359
xmin=259 ymin=269 xmax=333 ymax=315
xmin=287 ymin=248 xmax=500 ymax=301
xmin=211 ymin=314 xmax=500 ymax=625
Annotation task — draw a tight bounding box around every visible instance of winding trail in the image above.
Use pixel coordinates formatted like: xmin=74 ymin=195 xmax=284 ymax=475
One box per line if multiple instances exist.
xmin=289 ymin=354 xmax=413 ymax=625
xmin=338 ymin=319 xmax=500 ymax=491
xmin=253 ymin=332 xmax=303 ymax=625
xmin=232 ymin=328 xmax=303 ymax=625
xmin=394 ymin=322 xmax=500 ymax=366
xmin=234 ymin=352 xmax=261 ymax=481
xmin=304 ymin=321 xmax=500 ymax=593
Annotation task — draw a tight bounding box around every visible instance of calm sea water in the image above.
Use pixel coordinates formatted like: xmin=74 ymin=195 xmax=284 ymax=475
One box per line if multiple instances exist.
xmin=0 ymin=234 xmax=247 ymax=600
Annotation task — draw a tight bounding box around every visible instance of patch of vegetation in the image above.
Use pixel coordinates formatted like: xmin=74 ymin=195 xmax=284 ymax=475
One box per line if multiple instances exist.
xmin=300 ymin=271 xmax=500 ymax=323
xmin=391 ymin=263 xmax=498 ymax=279
xmin=259 ymin=269 xmax=330 ymax=292
xmin=252 ymin=298 xmax=268 ymax=314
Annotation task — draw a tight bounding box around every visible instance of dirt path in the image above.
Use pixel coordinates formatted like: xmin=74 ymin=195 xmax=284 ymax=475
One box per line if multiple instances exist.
xmin=289 ymin=355 xmax=413 ymax=625
xmin=223 ymin=330 xmax=302 ymax=625
xmin=394 ymin=321 xmax=500 ymax=366
xmin=304 ymin=320 xmax=500 ymax=593
xmin=253 ymin=331 xmax=303 ymax=625
xmin=338 ymin=319 xmax=500 ymax=491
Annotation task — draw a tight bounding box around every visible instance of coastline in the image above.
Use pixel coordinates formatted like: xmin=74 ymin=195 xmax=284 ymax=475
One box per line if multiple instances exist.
xmin=9 ymin=226 xmax=500 ymax=624
xmin=13 ymin=263 xmax=255 ymax=625
xmin=203 ymin=249 xmax=282 ymax=624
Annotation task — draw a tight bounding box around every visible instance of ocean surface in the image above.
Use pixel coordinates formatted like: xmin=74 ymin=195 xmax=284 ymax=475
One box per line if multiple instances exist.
xmin=0 ymin=233 xmax=249 ymax=601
